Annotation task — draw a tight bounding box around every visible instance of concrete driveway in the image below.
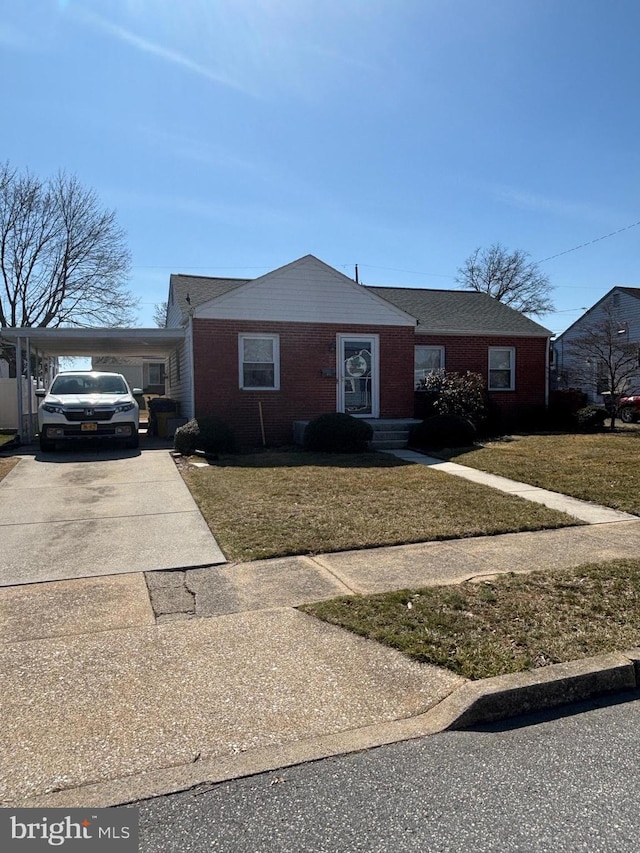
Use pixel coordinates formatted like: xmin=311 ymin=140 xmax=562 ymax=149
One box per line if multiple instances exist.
xmin=0 ymin=448 xmax=226 ymax=586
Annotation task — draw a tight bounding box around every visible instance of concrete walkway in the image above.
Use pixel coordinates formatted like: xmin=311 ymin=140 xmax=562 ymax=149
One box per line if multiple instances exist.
xmin=0 ymin=450 xmax=226 ymax=586
xmin=383 ymin=449 xmax=638 ymax=524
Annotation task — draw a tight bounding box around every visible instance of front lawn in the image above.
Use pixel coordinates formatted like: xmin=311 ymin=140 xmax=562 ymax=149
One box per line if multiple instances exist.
xmin=439 ymin=432 xmax=640 ymax=516
xmin=181 ymin=451 xmax=578 ymax=561
xmin=302 ymin=559 xmax=640 ymax=680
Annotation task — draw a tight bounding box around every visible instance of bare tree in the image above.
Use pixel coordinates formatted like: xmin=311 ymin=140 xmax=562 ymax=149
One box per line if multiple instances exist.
xmin=456 ymin=243 xmax=554 ymax=316
xmin=0 ymin=162 xmax=135 ymax=373
xmin=561 ymin=302 xmax=639 ymax=429
xmin=153 ymin=301 xmax=168 ymax=328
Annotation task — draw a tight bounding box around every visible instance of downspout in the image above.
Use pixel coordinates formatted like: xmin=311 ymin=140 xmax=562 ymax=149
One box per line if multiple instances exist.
xmin=188 ymin=314 xmax=195 ymax=420
xmin=545 ymin=336 xmax=551 ymax=407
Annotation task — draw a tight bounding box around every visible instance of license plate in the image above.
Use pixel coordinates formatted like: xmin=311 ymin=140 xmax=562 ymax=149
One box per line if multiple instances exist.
xmin=81 ymin=422 xmax=98 ymax=432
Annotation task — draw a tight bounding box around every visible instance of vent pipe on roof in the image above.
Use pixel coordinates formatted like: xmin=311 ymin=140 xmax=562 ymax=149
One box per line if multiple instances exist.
xmin=355 ymin=264 xmax=359 ymax=284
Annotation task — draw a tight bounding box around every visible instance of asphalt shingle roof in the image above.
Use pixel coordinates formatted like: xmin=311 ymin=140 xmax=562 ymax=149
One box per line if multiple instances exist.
xmin=168 ymin=270 xmax=551 ymax=337
xmin=369 ymin=287 xmax=552 ymax=336
xmin=169 ymin=274 xmax=249 ymax=317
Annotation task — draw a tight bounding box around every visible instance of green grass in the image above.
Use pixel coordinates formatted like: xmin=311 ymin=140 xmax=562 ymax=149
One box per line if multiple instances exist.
xmin=181 ymin=450 xmax=578 ymax=561
xmin=0 ymin=433 xmax=16 ymax=448
xmin=438 ymin=432 xmax=640 ymax=516
xmin=302 ymin=559 xmax=640 ymax=680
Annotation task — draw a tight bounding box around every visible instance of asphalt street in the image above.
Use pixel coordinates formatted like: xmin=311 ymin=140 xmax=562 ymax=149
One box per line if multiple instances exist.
xmin=136 ymin=693 xmax=640 ymax=853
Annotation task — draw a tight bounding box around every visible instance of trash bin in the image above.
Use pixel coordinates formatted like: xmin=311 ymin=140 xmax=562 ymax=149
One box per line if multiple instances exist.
xmin=148 ymin=398 xmax=179 ymax=438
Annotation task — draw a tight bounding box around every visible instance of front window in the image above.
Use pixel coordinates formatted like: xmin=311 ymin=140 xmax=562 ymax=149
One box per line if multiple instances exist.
xmin=488 ymin=347 xmax=515 ymax=390
xmin=239 ymin=334 xmax=280 ymax=390
xmin=415 ymin=346 xmax=444 ymax=388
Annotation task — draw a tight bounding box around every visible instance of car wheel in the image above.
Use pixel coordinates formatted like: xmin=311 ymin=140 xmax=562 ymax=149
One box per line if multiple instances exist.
xmin=39 ymin=436 xmax=56 ymax=452
xmin=619 ymin=405 xmax=638 ymax=424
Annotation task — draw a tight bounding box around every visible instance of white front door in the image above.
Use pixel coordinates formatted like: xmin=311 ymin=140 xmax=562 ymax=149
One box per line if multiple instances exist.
xmin=337 ymin=335 xmax=379 ymax=417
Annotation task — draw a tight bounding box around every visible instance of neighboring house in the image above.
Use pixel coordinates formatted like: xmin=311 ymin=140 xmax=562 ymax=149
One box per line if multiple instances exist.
xmin=165 ymin=254 xmax=552 ymax=446
xmin=554 ymin=286 xmax=640 ymax=404
xmin=92 ymin=356 xmax=166 ymax=394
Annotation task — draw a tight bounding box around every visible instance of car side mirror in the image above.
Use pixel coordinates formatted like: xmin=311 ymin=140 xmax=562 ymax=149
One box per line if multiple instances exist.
xmin=35 ymin=388 xmax=47 ymax=398
xmin=132 ymin=388 xmax=143 ymax=396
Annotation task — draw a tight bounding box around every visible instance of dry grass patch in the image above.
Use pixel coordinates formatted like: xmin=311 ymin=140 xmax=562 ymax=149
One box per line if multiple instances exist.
xmin=0 ymin=457 xmax=19 ymax=482
xmin=441 ymin=432 xmax=640 ymax=516
xmin=181 ymin=451 xmax=578 ymax=561
xmin=302 ymin=559 xmax=640 ymax=680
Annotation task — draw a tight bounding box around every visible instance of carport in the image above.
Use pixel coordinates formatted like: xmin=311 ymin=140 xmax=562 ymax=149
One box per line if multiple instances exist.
xmin=0 ymin=327 xmax=186 ymax=442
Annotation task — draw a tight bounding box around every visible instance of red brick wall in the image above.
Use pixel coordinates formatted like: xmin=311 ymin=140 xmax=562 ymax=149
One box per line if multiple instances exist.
xmin=192 ymin=319 xmax=416 ymax=446
xmin=417 ymin=335 xmax=549 ymax=414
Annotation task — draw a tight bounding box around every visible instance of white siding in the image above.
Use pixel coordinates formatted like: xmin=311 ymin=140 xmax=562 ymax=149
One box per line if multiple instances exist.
xmin=194 ymin=255 xmax=416 ymax=327
xmin=166 ymin=321 xmax=194 ymax=419
xmin=555 ymin=288 xmax=640 ymax=402
xmin=166 ymin=283 xmax=183 ymax=328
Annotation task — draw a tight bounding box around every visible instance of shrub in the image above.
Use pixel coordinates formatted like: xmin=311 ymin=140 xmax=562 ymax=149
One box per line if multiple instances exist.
xmin=574 ymin=406 xmax=608 ymax=433
xmin=174 ymin=416 xmax=236 ymax=455
xmin=303 ymin=412 xmax=373 ymax=453
xmin=416 ymin=370 xmax=488 ymax=427
xmin=410 ymin=414 xmax=477 ymax=450
xmin=548 ymin=389 xmax=588 ymax=429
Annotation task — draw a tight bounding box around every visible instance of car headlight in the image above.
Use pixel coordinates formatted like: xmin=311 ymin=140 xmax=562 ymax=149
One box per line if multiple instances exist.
xmin=115 ymin=402 xmax=135 ymax=413
xmin=42 ymin=404 xmax=65 ymax=414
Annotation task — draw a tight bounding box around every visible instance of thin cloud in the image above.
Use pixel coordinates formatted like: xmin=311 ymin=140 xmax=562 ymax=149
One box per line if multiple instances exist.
xmin=76 ymin=9 xmax=255 ymax=97
xmin=491 ymin=184 xmax=617 ymax=224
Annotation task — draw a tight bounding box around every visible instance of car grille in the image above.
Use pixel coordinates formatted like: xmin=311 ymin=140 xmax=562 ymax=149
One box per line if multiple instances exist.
xmin=63 ymin=408 xmax=115 ymax=422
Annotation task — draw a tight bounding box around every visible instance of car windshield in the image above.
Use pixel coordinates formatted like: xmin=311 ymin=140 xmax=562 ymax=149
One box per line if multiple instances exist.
xmin=50 ymin=375 xmax=129 ymax=395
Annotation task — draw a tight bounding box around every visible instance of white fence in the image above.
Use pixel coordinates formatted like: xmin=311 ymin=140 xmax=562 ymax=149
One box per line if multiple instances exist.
xmin=0 ymin=378 xmax=38 ymax=430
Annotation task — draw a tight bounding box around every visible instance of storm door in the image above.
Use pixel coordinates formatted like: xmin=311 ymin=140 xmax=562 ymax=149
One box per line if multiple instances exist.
xmin=337 ymin=335 xmax=379 ymax=417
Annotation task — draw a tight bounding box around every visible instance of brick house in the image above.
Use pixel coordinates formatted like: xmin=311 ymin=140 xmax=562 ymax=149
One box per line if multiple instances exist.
xmin=165 ymin=255 xmax=551 ymax=446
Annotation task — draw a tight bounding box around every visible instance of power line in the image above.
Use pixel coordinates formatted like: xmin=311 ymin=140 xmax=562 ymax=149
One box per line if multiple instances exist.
xmin=535 ymin=219 xmax=640 ymax=265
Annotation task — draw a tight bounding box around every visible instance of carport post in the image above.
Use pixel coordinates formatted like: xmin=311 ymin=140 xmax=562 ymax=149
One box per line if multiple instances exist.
xmin=25 ymin=335 xmax=33 ymax=444
xmin=15 ymin=336 xmax=24 ymax=443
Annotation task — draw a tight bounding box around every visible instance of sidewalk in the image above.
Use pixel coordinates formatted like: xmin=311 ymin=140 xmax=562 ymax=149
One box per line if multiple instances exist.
xmin=1 ymin=455 xmax=639 ymax=808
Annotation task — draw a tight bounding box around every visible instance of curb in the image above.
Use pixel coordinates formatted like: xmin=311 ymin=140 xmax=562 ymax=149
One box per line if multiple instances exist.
xmin=426 ymin=648 xmax=640 ymax=730
xmin=11 ymin=648 xmax=640 ymax=809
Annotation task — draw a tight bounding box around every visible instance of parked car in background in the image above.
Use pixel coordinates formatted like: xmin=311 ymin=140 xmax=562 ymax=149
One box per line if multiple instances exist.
xmin=618 ymin=395 xmax=640 ymax=424
xmin=36 ymin=371 xmax=141 ymax=451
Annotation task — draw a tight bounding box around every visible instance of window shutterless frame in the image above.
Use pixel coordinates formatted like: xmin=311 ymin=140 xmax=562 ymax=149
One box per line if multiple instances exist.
xmin=238 ymin=333 xmax=280 ymax=390
xmin=488 ymin=346 xmax=515 ymax=391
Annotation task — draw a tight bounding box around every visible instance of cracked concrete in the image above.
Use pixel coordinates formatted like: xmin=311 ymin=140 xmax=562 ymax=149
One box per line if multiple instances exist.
xmin=144 ymin=520 xmax=640 ymax=621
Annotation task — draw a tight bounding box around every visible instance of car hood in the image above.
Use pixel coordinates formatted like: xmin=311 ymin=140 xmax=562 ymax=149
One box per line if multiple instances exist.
xmin=43 ymin=394 xmax=135 ymax=406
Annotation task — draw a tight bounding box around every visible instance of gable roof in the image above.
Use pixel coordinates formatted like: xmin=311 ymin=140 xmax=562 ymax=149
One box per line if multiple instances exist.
xmin=169 ymin=273 xmax=249 ymax=317
xmin=555 ymin=285 xmax=640 ymax=341
xmin=188 ymin=255 xmax=418 ymax=326
xmin=370 ymin=287 xmax=552 ymax=337
xmin=167 ymin=259 xmax=551 ymax=336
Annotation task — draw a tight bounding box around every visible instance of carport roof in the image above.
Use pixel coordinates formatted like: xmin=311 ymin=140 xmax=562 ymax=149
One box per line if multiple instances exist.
xmin=0 ymin=327 xmax=185 ymax=358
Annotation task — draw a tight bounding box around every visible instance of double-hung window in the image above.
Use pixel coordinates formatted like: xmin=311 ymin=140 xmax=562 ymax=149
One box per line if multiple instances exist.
xmin=239 ymin=334 xmax=280 ymax=390
xmin=488 ymin=347 xmax=515 ymax=390
xmin=414 ymin=345 xmax=444 ymax=387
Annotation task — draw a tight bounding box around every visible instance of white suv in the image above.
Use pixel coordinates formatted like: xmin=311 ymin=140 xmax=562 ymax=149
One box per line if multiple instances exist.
xmin=37 ymin=371 xmax=141 ymax=452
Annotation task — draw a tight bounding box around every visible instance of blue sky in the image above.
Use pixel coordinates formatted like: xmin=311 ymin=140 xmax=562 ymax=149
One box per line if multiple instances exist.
xmin=2 ymin=0 xmax=639 ymax=335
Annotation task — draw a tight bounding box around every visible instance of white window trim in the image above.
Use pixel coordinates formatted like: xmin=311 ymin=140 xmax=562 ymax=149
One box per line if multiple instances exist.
xmin=238 ymin=333 xmax=280 ymax=391
xmin=488 ymin=346 xmax=516 ymax=391
xmin=414 ymin=345 xmax=445 ymax=386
